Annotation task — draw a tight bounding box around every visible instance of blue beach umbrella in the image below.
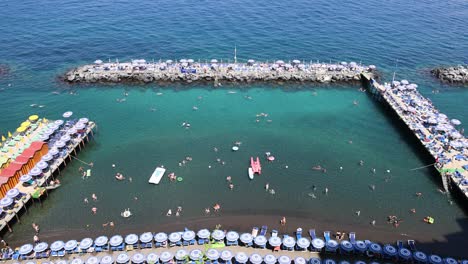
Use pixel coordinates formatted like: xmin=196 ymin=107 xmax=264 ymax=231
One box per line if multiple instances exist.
xmin=239 ymin=233 xmax=253 ymax=244
xmin=413 ymin=251 xmax=428 ymax=263
xmin=36 ymin=161 xmax=48 ymax=170
xmin=325 ymin=239 xmax=338 ymax=251
xmin=20 ymin=174 xmax=32 ymax=182
xmin=297 ymin=237 xmax=310 ymax=249
xmin=71 ymin=259 xmax=84 ymax=264
xmin=340 ymin=240 xmax=353 ymax=252
xmin=0 ymin=197 xmax=13 ymax=208
xmin=268 ymin=236 xmax=282 ymax=247
xmin=197 ymin=229 xmax=210 ymax=239
xmin=116 ymin=253 xmax=130 ymax=264
xmin=355 ymin=261 xmax=366 ymax=264
xmin=278 ymin=255 xmax=291 ymax=264
xmin=39 ymin=134 xmax=49 ymax=141
xmin=324 ymin=260 xmax=336 ymax=264
xmin=160 ymin=252 xmax=173 ymax=263
xmin=398 ymin=248 xmax=412 ymax=260
xmin=60 ymin=134 xmax=71 ymax=142
xmin=154 ymin=232 xmax=168 ymax=242
xmin=67 ymin=127 xmax=78 ymax=134
xmin=295 ymin=257 xmax=306 ymax=264
xmin=235 ymin=252 xmax=248 ymax=263
xmin=189 ymin=249 xmax=203 ymax=261
xmin=175 ymin=249 xmax=188 ymax=260
xmin=460 ymin=260 xmax=468 ymax=264
xmin=220 ymin=250 xmax=233 ymax=261
xmin=212 ymin=229 xmax=225 ymax=240
xmin=139 ymin=232 xmax=153 ymax=243
xmin=6 ymin=188 xmax=20 ymax=199
xmin=124 ymin=234 xmax=138 ymax=245
xmin=383 ymin=244 xmax=397 ymax=256
xmin=206 ymin=249 xmax=220 ymax=260
xmin=100 ymin=255 xmax=114 ymax=264
xmin=249 ymin=253 xmax=263 ymax=264
xmin=182 ymin=230 xmax=195 ymax=241
xmin=254 ymin=235 xmax=267 ymax=246
xmin=109 ymin=235 xmax=123 ymax=246
xmin=18 ymin=244 xmax=33 ymax=255
xmin=50 ymin=240 xmax=65 ymax=251
xmin=54 ymin=120 xmax=64 ymax=126
xmin=369 ymin=262 xmax=380 ymax=264
xmin=132 ymin=253 xmax=146 ymax=264
xmin=64 ymin=240 xmax=78 ymax=251
xmin=226 ymin=231 xmax=239 ymax=241
xmin=429 ymin=254 xmax=443 ymax=264
xmin=63 ymin=111 xmax=73 ymax=118
xmin=75 ymin=122 xmax=86 ymax=130
xmin=312 ymin=238 xmax=325 ymax=250
xmin=369 ymin=243 xmax=382 ymax=253
xmin=86 ymin=256 xmax=99 ymax=264
xmin=79 ymin=118 xmax=89 ymax=124
xmin=444 ymin=257 xmax=458 ymax=264
xmin=264 ymin=254 xmax=276 ymax=264
xmin=34 ymin=242 xmax=48 ymax=253
xmin=55 ymin=140 xmax=66 ymax=148
xmin=49 ymin=124 xmax=59 ymax=131
xmin=168 ymin=232 xmax=181 ymax=243
xmin=282 ymin=236 xmax=296 ymax=248
xmin=146 ymin=253 xmax=159 ymax=264
xmin=94 ymin=236 xmax=108 ymax=247
xmin=41 ymin=153 xmax=53 ymax=161
xmin=80 ymin=238 xmax=93 ymax=250
xmin=354 ymin=240 xmax=367 ymax=252
xmin=49 ymin=148 xmax=59 ymax=156
xmin=30 ymin=167 xmax=42 ymax=176
xmin=309 ymin=257 xmax=321 ymax=264
xmin=339 ymin=261 xmax=350 ymax=264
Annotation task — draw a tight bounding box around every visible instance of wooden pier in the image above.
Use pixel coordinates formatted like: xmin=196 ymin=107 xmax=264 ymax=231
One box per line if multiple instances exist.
xmin=362 ymin=73 xmax=468 ymax=199
xmin=0 ymin=120 xmax=96 ymax=233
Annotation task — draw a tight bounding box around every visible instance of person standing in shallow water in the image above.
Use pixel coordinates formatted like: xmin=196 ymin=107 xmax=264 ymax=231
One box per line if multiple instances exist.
xmin=280 ymin=216 xmax=286 ymax=226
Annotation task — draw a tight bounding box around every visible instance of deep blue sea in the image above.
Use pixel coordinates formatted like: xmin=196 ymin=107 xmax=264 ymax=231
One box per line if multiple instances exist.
xmin=0 ymin=0 xmax=467 ymax=257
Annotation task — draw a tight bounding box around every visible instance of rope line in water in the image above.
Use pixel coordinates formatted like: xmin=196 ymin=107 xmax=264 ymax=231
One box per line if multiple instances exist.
xmin=71 ymin=155 xmax=92 ymax=166
xmin=409 ymin=162 xmax=436 ymax=171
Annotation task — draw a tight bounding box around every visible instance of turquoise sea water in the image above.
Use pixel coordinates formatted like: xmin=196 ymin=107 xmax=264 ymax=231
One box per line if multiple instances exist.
xmin=0 ymin=0 xmax=467 ymax=256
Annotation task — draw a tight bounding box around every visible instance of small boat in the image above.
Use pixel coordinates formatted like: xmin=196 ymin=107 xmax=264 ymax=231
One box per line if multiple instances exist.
xmin=148 ymin=166 xmax=166 ymax=184
xmin=121 ymin=208 xmax=132 ymax=218
xmin=250 ymin=157 xmax=262 ymax=174
xmin=248 ymin=167 xmax=254 ymax=180
xmin=45 ymin=184 xmax=61 ymax=190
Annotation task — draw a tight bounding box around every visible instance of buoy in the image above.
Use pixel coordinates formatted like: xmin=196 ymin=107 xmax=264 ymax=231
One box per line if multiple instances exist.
xmin=177 ymin=177 xmax=183 ymax=182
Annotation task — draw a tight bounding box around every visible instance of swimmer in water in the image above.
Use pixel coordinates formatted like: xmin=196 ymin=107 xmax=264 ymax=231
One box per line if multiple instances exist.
xmin=372 ymin=168 xmax=376 ymax=174
xmin=359 ymin=160 xmax=364 ymax=166
xmin=83 ymin=198 xmax=88 ymax=204
xmin=92 ymin=193 xmax=97 ymax=201
xmin=312 ymin=185 xmax=317 ymax=191
xmin=355 ymin=210 xmax=361 ymax=216
xmin=265 ymin=183 xmax=269 ymax=190
xmin=166 ymin=209 xmax=172 ymax=216
xmin=226 ymin=176 xmax=232 ymax=182
xmin=325 ymin=187 xmax=329 ymax=194
xmin=205 ymin=208 xmax=210 ymax=214
xmin=369 ymin=184 xmax=375 ymax=191
xmin=229 ymin=183 xmax=234 ymax=190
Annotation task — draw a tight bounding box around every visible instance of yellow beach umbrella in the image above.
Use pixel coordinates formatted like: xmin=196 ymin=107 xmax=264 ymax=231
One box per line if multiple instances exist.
xmin=21 ymin=121 xmax=31 ymax=127
xmin=8 ymin=131 xmax=12 ymax=137
xmin=16 ymin=126 xmax=26 ymax=133
xmin=29 ymin=115 xmax=39 ymax=122
xmin=1 ymin=135 xmax=5 ymax=142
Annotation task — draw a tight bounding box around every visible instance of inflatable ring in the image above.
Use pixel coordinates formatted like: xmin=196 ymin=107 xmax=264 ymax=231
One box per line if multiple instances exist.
xmin=177 ymin=177 xmax=183 ymax=182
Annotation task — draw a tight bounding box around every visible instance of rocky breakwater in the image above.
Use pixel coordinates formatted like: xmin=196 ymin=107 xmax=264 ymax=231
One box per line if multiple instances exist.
xmin=64 ymin=59 xmax=377 ymax=85
xmin=431 ymin=65 xmax=468 ymax=84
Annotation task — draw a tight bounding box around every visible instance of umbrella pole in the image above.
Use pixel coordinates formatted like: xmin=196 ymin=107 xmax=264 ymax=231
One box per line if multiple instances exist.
xmin=14 ymin=212 xmax=20 ymax=223
xmin=6 ymin=222 xmax=12 ymax=232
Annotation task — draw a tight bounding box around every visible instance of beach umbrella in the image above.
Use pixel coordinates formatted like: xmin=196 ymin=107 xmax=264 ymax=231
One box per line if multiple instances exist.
xmin=451 ymin=119 xmax=461 ymax=125
xmin=54 ymin=120 xmax=64 ymax=126
xmin=159 ymin=251 xmax=173 ymax=262
xmin=212 ymin=229 xmax=225 ymax=240
xmin=323 ymin=260 xmax=336 ymax=264
xmin=43 ymin=128 xmax=54 ymax=135
xmin=86 ymin=257 xmax=99 ymax=264
xmin=309 ymin=258 xmax=321 ymax=264
xmin=0 ymin=197 xmax=13 ymax=208
xmin=369 ymin=243 xmax=382 ymax=254
xmin=278 ymin=255 xmax=291 ymax=264
xmin=461 ymin=261 xmax=468 ymax=264
xmin=61 ymin=135 xmax=71 ymax=142
xmin=49 ymin=148 xmax=59 ymax=156
xmin=6 ymin=188 xmax=20 ymax=199
xmin=383 ymin=244 xmax=397 ymax=256
xmin=166 ymin=60 xmax=173 ymax=64
xmin=210 ymin=59 xmax=218 ymax=63
xmin=116 ymin=253 xmax=130 ymax=264
xmin=63 ymin=111 xmax=73 ymax=118
xmin=109 ymin=235 xmax=123 ymax=246
xmin=168 ymin=232 xmax=181 ymax=242
xmin=206 ymin=249 xmax=220 ymax=260
xmin=296 ymin=237 xmax=310 ymax=249
xmin=139 ymin=232 xmax=153 ymax=243
xmin=179 ymin=59 xmax=187 ymax=63
xmin=55 ymin=140 xmax=66 ymax=148
xmin=20 ymin=174 xmax=32 ymax=182
xmin=18 ymin=244 xmax=34 ymax=255
xmin=50 ymin=240 xmax=65 ymax=251
xmin=354 ymin=240 xmax=367 ymax=251
xmin=240 ymin=233 xmax=253 ymax=244
xmin=264 ymin=254 xmax=276 ymax=264
xmin=254 ymin=235 xmax=267 ymax=246
xmin=398 ymin=248 xmax=412 ymax=260
xmin=39 ymin=134 xmax=49 ymax=141
xmin=175 ymin=249 xmax=188 ymax=260
xmin=37 ymin=161 xmax=48 ymax=170
xmin=187 ymin=59 xmax=194 ymax=63
xmin=67 ymin=127 xmax=78 ymax=134
xmin=276 ymin=60 xmax=285 ymax=65
xmin=369 ymin=262 xmax=380 ymax=264
xmin=181 ymin=62 xmax=188 ymax=67
xmin=189 ymin=249 xmax=203 ymax=261
xmin=94 ymin=236 xmax=108 ymax=247
xmin=95 ymin=60 xmax=103 ymax=64
xmin=34 ymin=242 xmax=48 ymax=253
xmin=226 ymin=231 xmax=239 ymax=241
xmin=355 ymin=261 xmax=366 ymax=264
xmin=220 ymin=250 xmax=233 ymax=261
xmin=312 ymin=238 xmax=325 ymax=249
xmin=72 ymin=259 xmax=84 ymax=264
xmin=79 ymin=117 xmax=89 ymax=124
xmin=64 ymin=240 xmax=78 ymax=251
xmin=154 ymin=232 xmax=168 ymax=242
xmin=247 ymin=59 xmax=255 ymax=64
xmin=132 ymin=253 xmax=146 ymax=264
xmin=80 ymin=238 xmax=93 ymax=250
xmin=340 ymin=240 xmax=353 ymax=252
xmin=450 ymin=131 xmax=462 ymax=139
xmin=235 ymin=252 xmax=248 ymax=263
xmin=182 ymin=230 xmax=195 ymax=241
xmin=146 ymin=253 xmax=159 ymax=264
xmin=282 ymin=236 xmax=296 ymax=248
xmin=268 ymin=236 xmax=282 ymax=247
xmin=401 ymin=80 xmax=409 ymax=85
xmin=339 ymin=261 xmax=350 ymax=264
xmin=30 ymin=167 xmax=42 ymax=176
xmin=444 ymin=258 xmax=458 ymax=264
xmin=292 ymin=59 xmax=301 ymax=64
xmin=75 ymin=122 xmax=86 ymax=130
xmin=197 ymin=229 xmax=210 ymax=239
xmin=101 ymin=255 xmax=114 ymax=264
xmin=41 ymin=153 xmax=53 ymax=162
xmin=325 ymin=239 xmax=338 ymax=251
xmin=249 ymin=253 xmax=263 ymax=264
xmin=429 ymin=254 xmax=443 ymax=264
xmin=124 ymin=234 xmax=138 ymax=245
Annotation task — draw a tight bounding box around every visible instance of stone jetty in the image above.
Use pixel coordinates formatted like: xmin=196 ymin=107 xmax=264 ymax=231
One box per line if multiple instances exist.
xmin=431 ymin=65 xmax=468 ymax=84
xmin=64 ymin=59 xmax=377 ymax=85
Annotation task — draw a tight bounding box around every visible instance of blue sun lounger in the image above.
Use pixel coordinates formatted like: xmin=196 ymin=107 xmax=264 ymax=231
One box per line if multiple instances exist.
xmin=397 ymin=240 xmax=403 ymax=249
xmin=309 ymin=229 xmax=317 ymax=240
xmin=324 ymin=231 xmax=331 ymax=243
xmin=260 ymin=226 xmax=268 ymax=236
xmin=296 ymin=228 xmax=303 ymax=240
xmin=349 ymin=232 xmax=356 ymax=244
xmin=408 ymin=240 xmax=416 ymax=251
